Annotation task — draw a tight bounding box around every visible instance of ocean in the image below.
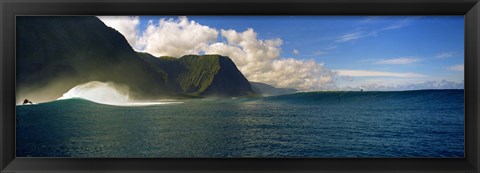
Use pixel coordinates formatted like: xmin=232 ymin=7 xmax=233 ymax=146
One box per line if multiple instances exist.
xmin=16 ymin=90 xmax=465 ymax=158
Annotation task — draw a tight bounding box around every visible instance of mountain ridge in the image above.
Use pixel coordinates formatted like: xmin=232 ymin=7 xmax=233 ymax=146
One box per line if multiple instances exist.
xmin=137 ymin=53 xmax=255 ymax=97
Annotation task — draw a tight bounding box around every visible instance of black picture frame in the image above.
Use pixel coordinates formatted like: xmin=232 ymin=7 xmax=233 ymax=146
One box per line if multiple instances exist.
xmin=1 ymin=0 xmax=479 ymax=172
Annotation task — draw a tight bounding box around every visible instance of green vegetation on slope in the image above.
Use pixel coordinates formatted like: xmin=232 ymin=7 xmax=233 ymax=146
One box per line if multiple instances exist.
xmin=137 ymin=53 xmax=255 ymax=97
xmin=177 ymin=55 xmax=221 ymax=95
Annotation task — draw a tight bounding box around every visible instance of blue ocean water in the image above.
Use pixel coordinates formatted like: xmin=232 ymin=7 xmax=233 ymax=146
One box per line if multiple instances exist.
xmin=16 ymin=90 xmax=464 ymax=157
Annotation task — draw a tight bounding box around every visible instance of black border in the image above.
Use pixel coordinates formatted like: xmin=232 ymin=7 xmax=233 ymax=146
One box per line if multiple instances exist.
xmin=1 ymin=0 xmax=479 ymax=172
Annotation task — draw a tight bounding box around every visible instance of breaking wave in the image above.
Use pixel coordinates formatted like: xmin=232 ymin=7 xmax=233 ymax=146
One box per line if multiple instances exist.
xmin=57 ymin=81 xmax=182 ymax=106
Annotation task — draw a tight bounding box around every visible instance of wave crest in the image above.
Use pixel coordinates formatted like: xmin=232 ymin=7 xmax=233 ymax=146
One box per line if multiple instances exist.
xmin=58 ymin=81 xmax=182 ymax=106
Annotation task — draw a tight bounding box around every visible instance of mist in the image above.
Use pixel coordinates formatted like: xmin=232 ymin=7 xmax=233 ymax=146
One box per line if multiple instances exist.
xmin=57 ymin=81 xmax=182 ymax=106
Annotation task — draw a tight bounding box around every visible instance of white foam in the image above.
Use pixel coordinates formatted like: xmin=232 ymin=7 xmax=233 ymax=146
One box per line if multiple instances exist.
xmin=58 ymin=81 xmax=182 ymax=106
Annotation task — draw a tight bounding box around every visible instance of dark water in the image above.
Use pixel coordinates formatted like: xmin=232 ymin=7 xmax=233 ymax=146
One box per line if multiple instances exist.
xmin=16 ymin=90 xmax=465 ymax=157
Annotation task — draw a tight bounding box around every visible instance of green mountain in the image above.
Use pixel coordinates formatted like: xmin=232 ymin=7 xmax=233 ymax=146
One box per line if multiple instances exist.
xmin=250 ymin=82 xmax=298 ymax=96
xmin=16 ymin=16 xmax=254 ymax=102
xmin=138 ymin=53 xmax=254 ymax=97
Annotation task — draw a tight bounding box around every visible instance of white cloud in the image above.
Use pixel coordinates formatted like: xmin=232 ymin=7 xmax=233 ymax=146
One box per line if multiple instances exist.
xmin=97 ymin=16 xmax=220 ymax=57
xmin=137 ymin=16 xmax=219 ymax=57
xmin=448 ymin=64 xmax=464 ymax=71
xmin=436 ymin=52 xmax=456 ymax=59
xmin=382 ymin=24 xmax=403 ymax=30
xmin=380 ymin=17 xmax=415 ymax=31
xmin=336 ymin=17 xmax=413 ymax=43
xmin=204 ymin=28 xmax=336 ymax=90
xmin=292 ymin=49 xmax=299 ymax=55
xmin=209 ymin=28 xmax=283 ymax=73
xmin=335 ymin=31 xmax=364 ymax=42
xmin=374 ymin=57 xmax=419 ymax=65
xmin=359 ymin=16 xmax=380 ymax=24
xmin=336 ymin=69 xmax=427 ymax=78
xmin=380 ymin=22 xmax=408 ymax=31
xmin=308 ymin=46 xmax=335 ymax=57
xmin=97 ymin=16 xmax=141 ymax=50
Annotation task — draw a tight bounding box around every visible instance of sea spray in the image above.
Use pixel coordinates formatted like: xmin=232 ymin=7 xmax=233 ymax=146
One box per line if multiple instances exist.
xmin=58 ymin=81 xmax=182 ymax=106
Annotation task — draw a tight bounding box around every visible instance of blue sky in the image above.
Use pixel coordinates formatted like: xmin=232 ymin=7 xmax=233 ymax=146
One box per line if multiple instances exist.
xmin=99 ymin=16 xmax=464 ymax=91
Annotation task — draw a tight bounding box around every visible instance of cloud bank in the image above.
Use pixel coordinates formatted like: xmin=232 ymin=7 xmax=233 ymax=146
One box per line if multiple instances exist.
xmin=203 ymin=28 xmax=336 ymax=90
